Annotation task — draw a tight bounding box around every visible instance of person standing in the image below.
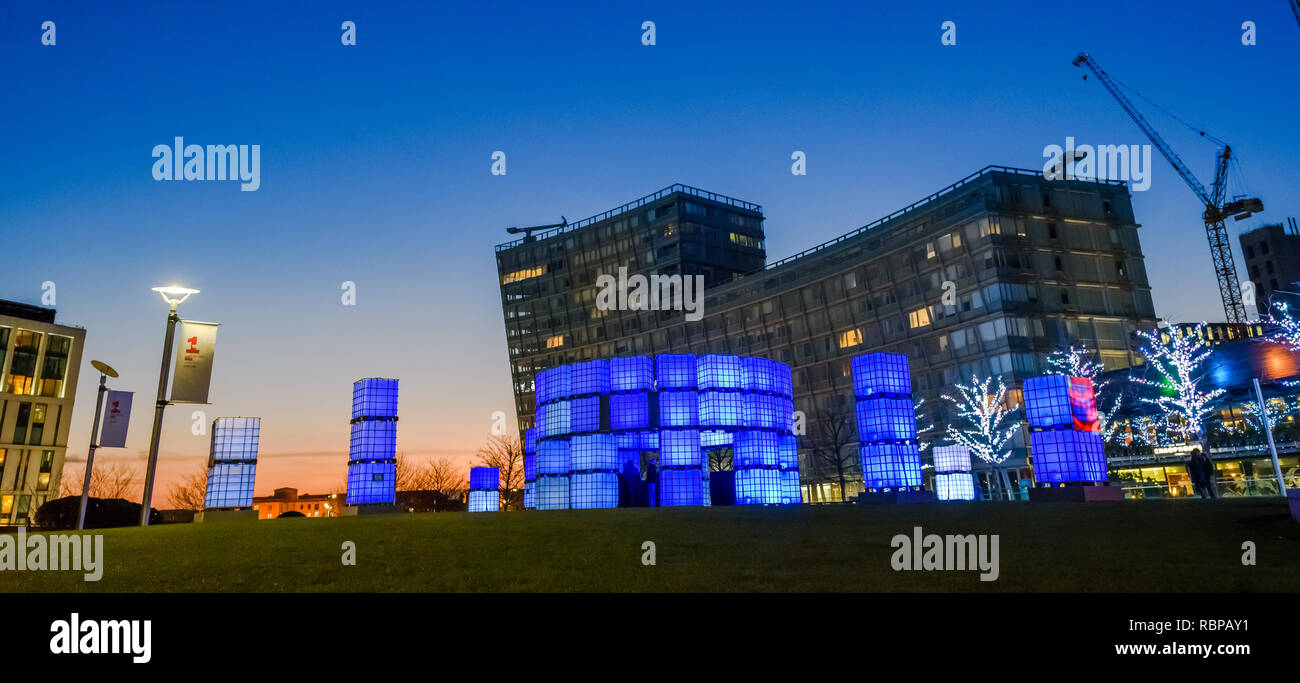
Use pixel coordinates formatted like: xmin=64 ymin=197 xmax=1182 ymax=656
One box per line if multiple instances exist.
xmin=1187 ymin=449 xmax=1216 ymax=499
xmin=645 ymin=457 xmax=659 ymax=507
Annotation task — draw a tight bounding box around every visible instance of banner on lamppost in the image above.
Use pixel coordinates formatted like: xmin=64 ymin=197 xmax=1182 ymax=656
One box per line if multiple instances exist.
xmin=99 ymin=390 xmax=133 ymax=448
xmin=170 ymin=320 xmax=219 ymax=404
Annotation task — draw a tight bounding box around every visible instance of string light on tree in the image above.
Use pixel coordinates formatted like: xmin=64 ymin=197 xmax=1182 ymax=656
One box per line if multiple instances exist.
xmin=1133 ymin=322 xmax=1224 ymax=440
xmin=1046 ymin=344 xmax=1107 ymax=391
xmin=914 ymin=397 xmax=934 ymax=451
xmin=942 ymin=375 xmax=1020 ymax=464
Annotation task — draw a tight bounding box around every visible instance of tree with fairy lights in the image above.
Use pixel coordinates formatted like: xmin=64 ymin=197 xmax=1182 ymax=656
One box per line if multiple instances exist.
xmin=1133 ymin=322 xmax=1224 ymax=442
xmin=914 ymin=397 xmax=934 ymax=451
xmin=1266 ymin=301 xmax=1300 ymax=351
xmin=942 ymin=375 xmax=1020 ymax=465
xmin=1045 ymin=344 xmax=1107 ymax=390
xmin=1241 ymin=398 xmax=1287 ymax=437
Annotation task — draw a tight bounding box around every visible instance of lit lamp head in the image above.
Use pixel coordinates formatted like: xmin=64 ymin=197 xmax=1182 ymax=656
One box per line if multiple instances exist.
xmin=152 ymin=286 xmax=199 ymax=308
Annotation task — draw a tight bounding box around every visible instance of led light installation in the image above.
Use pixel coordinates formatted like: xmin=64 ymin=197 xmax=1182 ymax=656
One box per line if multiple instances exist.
xmin=1024 ymin=375 xmax=1107 ymax=483
xmin=852 ymin=353 xmax=923 ymax=489
xmin=468 ymin=466 xmax=500 ymax=512
xmin=530 ymin=353 xmax=797 ymax=508
xmin=931 ymin=443 xmax=975 ymax=501
xmin=523 ymin=428 xmax=538 ymax=510
xmin=347 ymin=378 xmax=399 ymax=505
xmin=204 ymin=417 xmax=260 ymax=509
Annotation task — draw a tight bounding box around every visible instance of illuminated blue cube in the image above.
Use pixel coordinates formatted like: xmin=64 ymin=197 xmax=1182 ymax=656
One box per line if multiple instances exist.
xmin=859 ymin=443 xmax=923 ymax=489
xmin=936 ymin=472 xmax=976 ymax=501
xmin=741 ymin=356 xmax=781 ymax=394
xmin=736 ymin=468 xmax=782 ymax=505
xmin=524 ymin=454 xmax=536 ymax=482
xmin=1030 ymin=429 xmax=1107 ymax=483
xmin=571 ymin=433 xmax=619 ymax=471
xmin=537 ymin=399 xmax=570 ymax=438
xmin=658 ymin=391 xmax=698 ymax=427
xmin=535 ymin=365 xmax=572 ymax=404
xmin=659 ymin=429 xmax=700 ymax=467
xmin=570 ymin=472 xmax=619 ymax=509
xmin=352 ymin=378 xmax=398 ymax=419
xmin=699 ymin=391 xmax=744 ymax=428
xmin=349 ymin=420 xmax=397 ymax=461
xmin=205 ymin=417 xmax=260 ymax=509
xmin=1024 ymin=375 xmax=1099 ymax=431
xmin=611 ymin=356 xmax=654 ymax=392
xmin=524 ymin=428 xmax=538 ymax=456
xmin=346 ymin=461 xmax=396 ymax=505
xmin=851 ymin=353 xmax=911 ymax=398
xmin=535 ymin=475 xmax=570 ymax=510
xmin=700 ymin=429 xmax=733 ymax=447
xmin=742 ymin=392 xmax=784 ymax=430
xmin=570 ymin=395 xmax=602 ymax=433
xmin=524 ymin=481 xmax=535 ymax=509
xmin=470 ymin=466 xmax=499 ymax=491
xmin=778 ymin=434 xmax=799 ymax=470
xmin=571 ymin=359 xmax=610 ymax=396
xmin=638 ymin=430 xmax=659 ymax=450
xmin=697 ymin=354 xmax=743 ymax=391
xmin=655 ymin=354 xmax=697 ymax=390
xmin=932 ymin=444 xmax=972 ymax=473
xmin=537 ymin=439 xmax=571 ymax=476
xmin=610 ymin=392 xmax=650 ymax=430
xmin=855 ymin=397 xmax=916 ymax=442
xmin=781 ymin=470 xmax=802 ymax=505
xmin=468 ymin=490 xmax=499 ymax=512
xmin=661 ymin=467 xmax=704 ymax=506
xmin=735 ymin=430 xmax=780 ymax=468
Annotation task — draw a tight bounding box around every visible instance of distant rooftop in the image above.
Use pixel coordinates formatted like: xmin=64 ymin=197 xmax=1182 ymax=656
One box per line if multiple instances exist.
xmin=0 ymin=299 xmax=56 ymax=324
xmin=495 ymin=183 xmax=763 ymax=251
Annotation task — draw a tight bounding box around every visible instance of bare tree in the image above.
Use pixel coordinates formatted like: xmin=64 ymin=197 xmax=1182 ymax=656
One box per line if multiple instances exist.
xmin=59 ymin=461 xmax=142 ymax=500
xmin=808 ymin=403 xmax=858 ymax=502
xmin=166 ymin=463 xmax=208 ymax=510
xmin=475 ymin=435 xmax=524 ymax=510
xmin=394 ymin=451 xmax=429 ymax=492
xmin=422 ymin=457 xmax=467 ymax=496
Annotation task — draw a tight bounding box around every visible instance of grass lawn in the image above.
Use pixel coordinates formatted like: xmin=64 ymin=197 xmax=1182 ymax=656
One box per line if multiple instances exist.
xmin=5 ymin=497 xmax=1298 ymax=592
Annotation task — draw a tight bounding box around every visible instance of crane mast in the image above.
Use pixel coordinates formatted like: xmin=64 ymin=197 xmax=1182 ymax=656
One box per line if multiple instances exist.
xmin=1072 ymin=53 xmax=1261 ymax=324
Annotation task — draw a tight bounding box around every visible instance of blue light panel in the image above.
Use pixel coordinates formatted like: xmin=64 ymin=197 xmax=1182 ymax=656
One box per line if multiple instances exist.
xmin=611 ymin=356 xmax=655 ymax=392
xmin=524 ymin=481 xmax=535 ymax=509
xmin=699 ymin=391 xmax=744 ymax=428
xmin=851 ymin=353 xmax=911 ymax=398
xmin=781 ymin=470 xmax=802 ymax=504
xmin=859 ymin=443 xmax=923 ymax=489
xmin=211 ymin=417 xmax=260 ymax=460
xmin=736 ymin=468 xmax=782 ymax=505
xmin=936 ymin=472 xmax=976 ymax=501
xmin=660 ymin=467 xmax=704 ymax=506
xmin=535 ymin=365 xmax=572 ymax=404
xmin=700 ymin=429 xmax=733 ymax=447
xmin=570 ymin=471 xmax=619 ymax=509
xmin=658 ymin=391 xmax=698 ymax=427
xmin=205 ymin=463 xmax=256 ymax=509
xmin=352 ymin=378 xmax=398 ymax=419
xmin=524 ymin=454 xmax=537 ymax=482
xmin=655 ymin=354 xmax=697 ymax=390
xmin=742 ymin=392 xmax=783 ymax=430
xmin=537 ymin=439 xmax=571 ymax=476
xmin=741 ymin=356 xmax=780 ymax=394
xmin=349 ymin=420 xmax=397 ymax=461
xmin=570 ymin=395 xmax=602 ymax=433
xmin=571 ymin=433 xmax=619 ymax=471
xmin=535 ymin=475 xmax=570 ymax=510
xmin=777 ymin=434 xmax=799 ymax=470
xmin=773 ymin=364 xmax=794 ymax=398
xmin=537 ymin=399 xmax=571 ymax=437
xmin=932 ymin=444 xmax=972 ymax=473
xmin=469 ymin=466 xmax=499 ymax=491
xmin=468 ymin=490 xmax=499 ymax=512
xmin=615 ymin=432 xmax=640 ymax=450
xmin=524 ymin=428 xmax=538 ymax=456
xmin=610 ymin=392 xmax=650 ymax=430
xmin=638 ymin=430 xmax=659 ymax=450
xmin=346 ymin=461 xmax=396 ymax=505
xmin=571 ymin=359 xmax=610 ymax=396
xmin=697 ymin=354 xmax=743 ymax=391
xmin=659 ymin=429 xmax=700 ymax=467
xmin=735 ymin=430 xmax=779 ymax=468
xmin=1025 ymin=375 xmax=1099 ymax=431
xmin=855 ymin=397 xmax=917 ymax=442
xmin=1030 ymin=429 xmax=1107 ymax=483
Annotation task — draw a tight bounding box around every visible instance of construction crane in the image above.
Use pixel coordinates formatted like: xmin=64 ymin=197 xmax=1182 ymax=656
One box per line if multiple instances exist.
xmin=505 ymin=216 xmax=567 ymax=243
xmin=1072 ymin=52 xmax=1263 ymax=324
xmin=1292 ymin=0 xmax=1300 ymax=30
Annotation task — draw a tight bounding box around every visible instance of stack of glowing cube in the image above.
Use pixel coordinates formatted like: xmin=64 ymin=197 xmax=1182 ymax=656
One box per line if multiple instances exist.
xmin=523 ymin=428 xmax=537 ymax=509
xmin=932 ymin=444 xmax=975 ymax=501
xmin=468 ymin=466 xmax=500 ymax=512
xmin=347 ymin=378 xmax=399 ymax=505
xmin=1024 ymin=375 xmax=1106 ymax=484
xmin=852 ymin=353 xmax=922 ymax=490
xmin=529 ymin=353 xmax=798 ymax=509
xmin=204 ymin=417 xmax=260 ymax=509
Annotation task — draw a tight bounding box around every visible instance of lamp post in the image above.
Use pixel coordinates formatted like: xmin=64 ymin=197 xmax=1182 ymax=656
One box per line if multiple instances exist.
xmin=77 ymin=360 xmax=119 ymax=530
xmin=1252 ymin=378 xmax=1289 ymax=497
xmin=139 ymin=286 xmax=198 ymax=526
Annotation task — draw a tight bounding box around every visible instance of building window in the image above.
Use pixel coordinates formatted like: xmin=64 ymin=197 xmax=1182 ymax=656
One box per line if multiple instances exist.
xmin=501 ymin=265 xmax=546 ymax=285
xmin=39 ymin=335 xmax=72 ymax=397
xmin=6 ymin=330 xmax=42 ymax=395
xmin=545 ymin=335 xmax=564 ymax=349
xmin=838 ymin=329 xmax=863 ymax=349
xmin=0 ymin=326 xmax=9 ymax=378
xmin=28 ymin=404 xmax=47 ymax=445
xmin=908 ymin=307 xmax=932 ymax=329
xmin=13 ymin=402 xmax=31 ymax=445
xmin=36 ymin=450 xmax=53 ymax=491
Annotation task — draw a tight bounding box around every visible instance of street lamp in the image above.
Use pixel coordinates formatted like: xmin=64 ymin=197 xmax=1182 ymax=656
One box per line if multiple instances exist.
xmin=77 ymin=360 xmax=118 ymax=531
xmin=139 ymin=286 xmax=199 ymax=526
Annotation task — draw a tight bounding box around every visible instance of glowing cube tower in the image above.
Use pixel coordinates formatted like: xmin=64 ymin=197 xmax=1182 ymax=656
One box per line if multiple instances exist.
xmin=204 ymin=417 xmax=260 ymax=509
xmin=852 ymin=353 xmax=922 ymax=489
xmin=523 ymin=428 xmax=538 ymax=510
xmin=347 ymin=378 xmax=399 ymax=505
xmin=1024 ymin=375 xmax=1107 ymax=483
xmin=932 ymin=444 xmax=975 ymax=501
xmin=468 ymin=467 xmax=500 ymax=512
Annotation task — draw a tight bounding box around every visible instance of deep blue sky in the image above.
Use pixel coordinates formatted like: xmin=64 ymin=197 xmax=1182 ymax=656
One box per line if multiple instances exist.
xmin=2 ymin=1 xmax=1297 ymax=493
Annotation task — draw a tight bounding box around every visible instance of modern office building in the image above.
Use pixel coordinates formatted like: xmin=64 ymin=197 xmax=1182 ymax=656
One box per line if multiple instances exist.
xmin=495 ymin=166 xmax=1158 ymax=500
xmin=1240 ymin=218 xmax=1300 ymax=313
xmin=0 ymin=299 xmax=85 ymax=526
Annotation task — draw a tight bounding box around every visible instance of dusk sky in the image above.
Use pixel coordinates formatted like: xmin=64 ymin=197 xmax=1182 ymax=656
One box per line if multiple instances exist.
xmin=2 ymin=1 xmax=1296 ymax=496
